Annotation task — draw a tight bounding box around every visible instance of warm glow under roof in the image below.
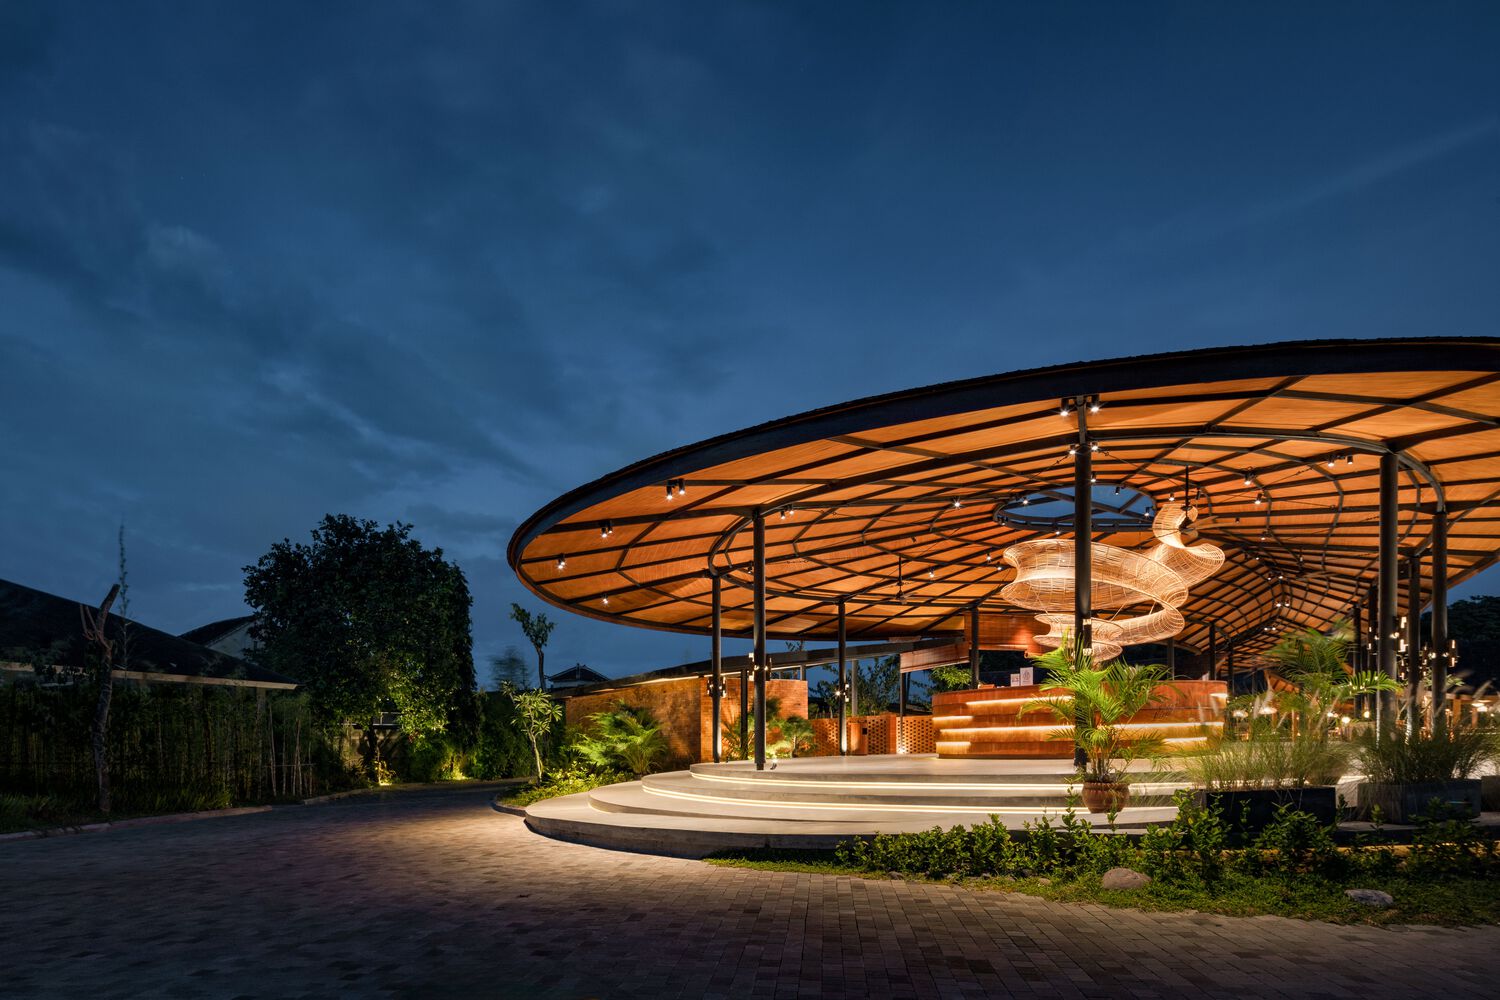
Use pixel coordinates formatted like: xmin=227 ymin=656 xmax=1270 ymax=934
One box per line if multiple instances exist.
xmin=509 ymin=338 xmax=1500 ymax=659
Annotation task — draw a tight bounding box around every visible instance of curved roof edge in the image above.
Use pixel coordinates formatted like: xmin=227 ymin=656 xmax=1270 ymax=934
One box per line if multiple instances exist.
xmin=508 ymin=336 xmax=1500 ymax=570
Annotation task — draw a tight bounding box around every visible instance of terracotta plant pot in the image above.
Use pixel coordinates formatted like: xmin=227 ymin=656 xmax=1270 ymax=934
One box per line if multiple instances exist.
xmin=1081 ymin=780 xmax=1130 ymax=814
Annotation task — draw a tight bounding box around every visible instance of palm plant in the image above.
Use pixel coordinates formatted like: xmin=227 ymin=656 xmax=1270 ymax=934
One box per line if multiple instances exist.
xmin=1021 ymin=641 xmax=1175 ymax=784
xmin=1267 ymin=619 xmax=1398 ymax=738
xmin=572 ymin=701 xmax=669 ymax=776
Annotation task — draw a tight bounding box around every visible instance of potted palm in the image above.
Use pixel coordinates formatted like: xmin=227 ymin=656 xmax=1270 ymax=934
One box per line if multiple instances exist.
xmin=1022 ymin=640 xmax=1174 ymax=813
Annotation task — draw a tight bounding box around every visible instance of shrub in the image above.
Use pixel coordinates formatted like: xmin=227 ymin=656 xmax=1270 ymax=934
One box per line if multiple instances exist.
xmin=572 ymin=701 xmax=670 ymax=776
xmin=1356 ymin=728 xmax=1497 ymax=784
xmin=1238 ymin=805 xmax=1345 ymax=879
xmin=502 ymin=764 xmax=631 ymax=807
xmin=1137 ymin=790 xmax=1231 ymax=884
xmin=1183 ymin=733 xmax=1352 ymax=790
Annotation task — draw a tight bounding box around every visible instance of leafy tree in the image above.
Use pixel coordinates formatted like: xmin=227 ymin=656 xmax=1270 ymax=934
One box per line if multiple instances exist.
xmin=857 ymin=655 xmax=902 ymax=712
xmin=509 ymin=604 xmax=556 ymax=690
xmin=244 ymin=515 xmax=478 ymax=780
xmin=488 ymin=645 xmax=531 ymax=691
xmin=779 ymin=715 xmax=816 ymax=758
xmin=510 ymin=687 xmax=563 ymax=779
xmin=929 ymin=662 xmax=973 ymax=693
xmin=810 ymin=656 xmax=903 ymax=716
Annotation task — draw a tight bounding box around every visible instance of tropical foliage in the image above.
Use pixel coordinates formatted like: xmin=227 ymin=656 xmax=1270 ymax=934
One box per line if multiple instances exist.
xmin=1022 ymin=642 xmax=1174 ymax=783
xmin=571 ymin=700 xmax=670 ymax=776
xmin=1266 ymin=620 xmax=1398 ymax=737
xmin=509 ymin=687 xmax=564 ymax=779
xmin=243 ymin=514 xmax=479 ymax=778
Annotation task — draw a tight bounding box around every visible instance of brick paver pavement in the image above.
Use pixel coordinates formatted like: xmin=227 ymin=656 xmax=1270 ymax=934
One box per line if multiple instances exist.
xmin=3 ymin=786 xmax=1497 ymax=998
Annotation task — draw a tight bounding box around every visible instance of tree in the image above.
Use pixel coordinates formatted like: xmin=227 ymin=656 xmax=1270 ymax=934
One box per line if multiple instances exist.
xmin=509 ymin=604 xmax=556 ymax=690
xmin=488 ymin=646 xmax=531 ymax=691
xmin=779 ymin=715 xmax=816 ymax=758
xmin=510 ymin=687 xmax=563 ymax=779
xmin=244 ymin=515 xmax=478 ymax=780
xmin=80 ymin=583 xmax=121 ymax=812
xmin=810 ymin=656 xmax=902 ymax=717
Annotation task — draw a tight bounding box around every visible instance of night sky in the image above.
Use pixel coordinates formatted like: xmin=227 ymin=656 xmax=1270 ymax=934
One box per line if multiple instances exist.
xmin=2 ymin=2 xmax=1497 ymax=684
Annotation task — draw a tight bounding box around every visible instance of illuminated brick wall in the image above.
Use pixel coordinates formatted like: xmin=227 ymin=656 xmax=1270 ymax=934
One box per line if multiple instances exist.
xmin=563 ymin=675 xmax=809 ymax=766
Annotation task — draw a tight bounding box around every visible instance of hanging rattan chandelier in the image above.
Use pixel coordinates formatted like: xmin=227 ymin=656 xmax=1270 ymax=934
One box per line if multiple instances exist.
xmin=1001 ymin=502 xmax=1224 ymax=661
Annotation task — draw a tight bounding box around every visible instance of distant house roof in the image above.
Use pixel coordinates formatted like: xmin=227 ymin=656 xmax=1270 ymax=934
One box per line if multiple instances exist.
xmin=179 ymin=614 xmax=255 ymax=647
xmin=0 ymin=579 xmax=296 ymax=690
xmin=548 ymin=663 xmax=611 ymax=689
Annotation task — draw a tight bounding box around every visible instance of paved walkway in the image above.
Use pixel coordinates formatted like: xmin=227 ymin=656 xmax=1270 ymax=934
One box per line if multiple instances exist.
xmin=3 ymin=787 xmax=1498 ymax=999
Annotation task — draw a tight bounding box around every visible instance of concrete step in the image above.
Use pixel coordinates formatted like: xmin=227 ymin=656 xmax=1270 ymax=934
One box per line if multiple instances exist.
xmin=647 ymin=771 xmax=1186 ymax=808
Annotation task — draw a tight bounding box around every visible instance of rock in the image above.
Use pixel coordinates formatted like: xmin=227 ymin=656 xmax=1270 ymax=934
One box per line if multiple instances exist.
xmin=1345 ymin=889 xmax=1394 ymax=909
xmin=1101 ymin=867 xmax=1151 ymax=890
xmin=1034 ymin=877 xmax=1053 ymax=886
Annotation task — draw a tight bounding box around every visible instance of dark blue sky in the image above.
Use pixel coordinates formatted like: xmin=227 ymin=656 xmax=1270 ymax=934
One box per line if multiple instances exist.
xmin=2 ymin=2 xmax=1497 ymax=683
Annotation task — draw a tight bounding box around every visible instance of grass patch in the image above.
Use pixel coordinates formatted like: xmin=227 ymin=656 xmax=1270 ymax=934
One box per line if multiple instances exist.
xmin=500 ymin=768 xmax=632 ymax=808
xmin=704 ymin=847 xmax=1500 ymax=925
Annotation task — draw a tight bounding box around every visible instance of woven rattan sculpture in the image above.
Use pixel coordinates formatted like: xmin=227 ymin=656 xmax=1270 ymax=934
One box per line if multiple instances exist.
xmin=1002 ymin=503 xmax=1222 ymax=660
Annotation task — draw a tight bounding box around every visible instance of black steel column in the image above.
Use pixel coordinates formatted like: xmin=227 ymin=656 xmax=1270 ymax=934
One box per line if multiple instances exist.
xmin=1208 ymin=622 xmax=1218 ymax=681
xmin=1406 ymin=553 xmax=1422 ymax=736
xmin=837 ymin=599 xmax=848 ymax=755
xmin=1227 ymin=643 xmax=1236 ymax=699
xmin=1166 ymin=637 xmax=1176 ymax=679
xmin=1071 ymin=396 xmax=1092 ymax=769
xmin=753 ymin=511 xmax=767 ymax=769
xmin=710 ymin=572 xmax=722 ymax=763
xmin=1352 ymin=597 xmax=1364 ymax=722
xmin=969 ymin=602 xmax=981 ymax=688
xmin=1378 ymin=452 xmax=1399 ymax=733
xmin=1072 ymin=398 xmax=1093 ymax=655
xmin=1432 ymin=510 xmax=1449 ymax=734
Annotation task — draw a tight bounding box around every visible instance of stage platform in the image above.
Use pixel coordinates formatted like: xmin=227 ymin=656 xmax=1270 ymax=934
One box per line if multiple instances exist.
xmin=521 ymin=754 xmax=1186 ymax=857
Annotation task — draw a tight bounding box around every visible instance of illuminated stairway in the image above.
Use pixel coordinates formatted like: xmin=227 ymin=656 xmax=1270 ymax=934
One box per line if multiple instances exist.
xmin=521 ymin=755 xmax=1187 ymax=856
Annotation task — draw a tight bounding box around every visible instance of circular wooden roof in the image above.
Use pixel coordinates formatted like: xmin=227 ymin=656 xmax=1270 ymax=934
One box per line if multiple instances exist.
xmin=509 ymin=338 xmax=1500 ymax=657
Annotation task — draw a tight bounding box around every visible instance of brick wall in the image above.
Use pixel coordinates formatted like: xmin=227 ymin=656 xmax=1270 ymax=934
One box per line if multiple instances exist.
xmin=562 ymin=677 xmax=704 ymax=768
xmin=563 ymin=675 xmax=810 ymax=766
xmin=898 ymin=716 xmax=935 ymax=754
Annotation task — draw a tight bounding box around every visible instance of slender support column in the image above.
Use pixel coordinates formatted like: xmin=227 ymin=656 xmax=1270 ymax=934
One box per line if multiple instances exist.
xmin=969 ymin=602 xmax=981 ymax=688
xmin=1072 ymin=398 xmax=1093 ymax=655
xmin=849 ymin=657 xmax=859 ymax=719
xmin=899 ymin=671 xmax=907 ymax=718
xmin=710 ymin=573 xmax=722 ymax=763
xmin=1166 ymin=637 xmax=1176 ymax=679
xmin=1378 ymin=452 xmax=1400 ymax=733
xmin=1352 ymin=597 xmax=1364 ymax=722
xmin=1227 ymin=643 xmax=1236 ymax=700
xmin=1072 ymin=396 xmax=1093 ymax=768
xmin=1428 ymin=509 xmax=1452 ymax=734
xmin=753 ymin=511 xmax=767 ymax=770
xmin=837 ymin=599 xmax=848 ymax=755
xmin=1432 ymin=509 xmax=1449 ymax=735
xmin=1208 ymin=622 xmax=1218 ymax=682
xmin=1406 ymin=553 xmax=1422 ymax=736
xmin=738 ymin=660 xmax=749 ymax=757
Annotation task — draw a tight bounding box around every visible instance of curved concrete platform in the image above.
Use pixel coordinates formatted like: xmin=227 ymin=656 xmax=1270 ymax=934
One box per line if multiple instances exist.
xmin=523 ymin=754 xmax=1184 ymax=857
